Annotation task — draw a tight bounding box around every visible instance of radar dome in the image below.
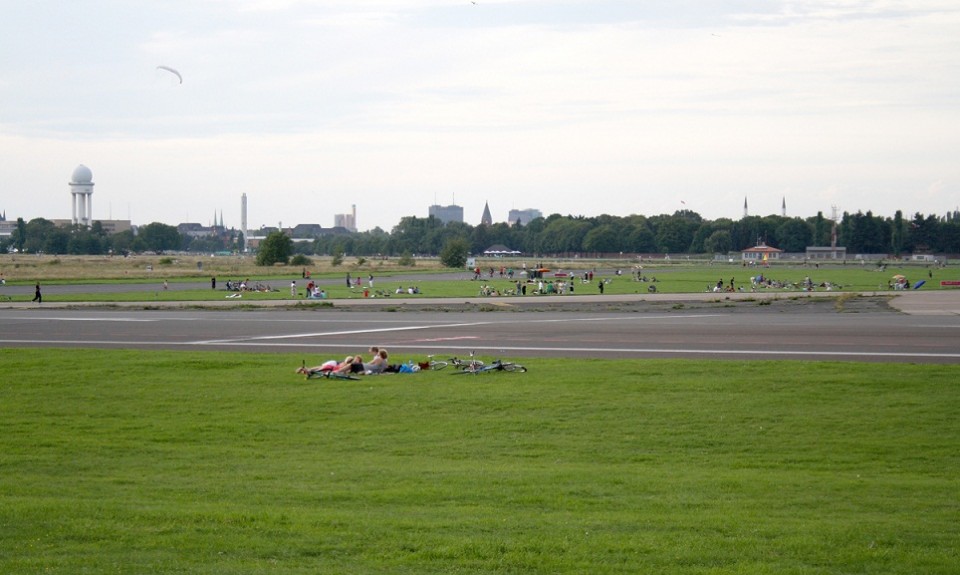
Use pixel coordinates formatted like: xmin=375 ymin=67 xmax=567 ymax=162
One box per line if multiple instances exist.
xmin=71 ymin=164 xmax=93 ymax=184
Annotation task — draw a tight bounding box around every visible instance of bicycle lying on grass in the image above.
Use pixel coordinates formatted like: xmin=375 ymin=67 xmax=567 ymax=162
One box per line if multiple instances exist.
xmin=424 ymin=354 xmax=484 ymax=371
xmin=450 ymin=358 xmax=527 ymax=375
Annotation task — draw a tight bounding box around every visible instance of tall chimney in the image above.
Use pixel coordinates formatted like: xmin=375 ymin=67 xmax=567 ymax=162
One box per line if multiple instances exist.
xmin=241 ymin=193 xmax=248 ymax=252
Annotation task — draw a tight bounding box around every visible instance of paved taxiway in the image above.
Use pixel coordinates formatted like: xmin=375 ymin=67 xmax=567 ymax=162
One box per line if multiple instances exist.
xmin=2 ymin=290 xmax=959 ymax=363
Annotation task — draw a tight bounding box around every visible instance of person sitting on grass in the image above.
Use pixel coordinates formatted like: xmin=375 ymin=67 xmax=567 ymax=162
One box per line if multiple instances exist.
xmin=364 ymin=349 xmax=389 ymax=374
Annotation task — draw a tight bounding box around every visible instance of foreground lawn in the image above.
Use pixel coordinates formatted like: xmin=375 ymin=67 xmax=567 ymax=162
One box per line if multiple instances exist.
xmin=1 ymin=349 xmax=958 ymax=574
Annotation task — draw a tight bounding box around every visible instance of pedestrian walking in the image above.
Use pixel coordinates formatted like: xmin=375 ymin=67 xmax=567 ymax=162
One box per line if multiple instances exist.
xmin=33 ymin=282 xmax=42 ymax=303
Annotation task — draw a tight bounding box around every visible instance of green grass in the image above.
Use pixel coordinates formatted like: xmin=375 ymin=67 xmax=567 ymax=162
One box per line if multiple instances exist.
xmin=2 ymin=259 xmax=953 ymax=302
xmin=2 ymin=349 xmax=958 ymax=573
xmin=3 ymin=263 xmax=953 ymax=304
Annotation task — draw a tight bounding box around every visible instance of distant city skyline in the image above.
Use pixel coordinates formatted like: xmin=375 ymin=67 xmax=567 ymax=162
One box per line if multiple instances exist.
xmin=2 ymin=176 xmax=956 ymax=236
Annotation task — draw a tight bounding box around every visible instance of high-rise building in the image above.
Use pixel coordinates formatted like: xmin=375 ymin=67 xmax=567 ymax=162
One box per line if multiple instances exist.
xmin=428 ymin=204 xmax=464 ymax=225
xmin=507 ymin=208 xmax=543 ymax=226
xmin=334 ymin=204 xmax=357 ymax=232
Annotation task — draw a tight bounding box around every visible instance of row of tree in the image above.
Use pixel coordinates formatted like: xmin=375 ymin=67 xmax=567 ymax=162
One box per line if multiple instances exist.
xmin=1 ymin=219 xmax=237 ymax=256
xmin=4 ymin=209 xmax=960 ymax=260
xmin=311 ymin=210 xmax=960 ymax=258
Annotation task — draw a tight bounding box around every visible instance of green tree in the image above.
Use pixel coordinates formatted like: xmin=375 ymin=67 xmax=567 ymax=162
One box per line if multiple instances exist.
xmin=439 ymin=238 xmax=470 ymax=269
xmin=539 ymin=218 xmax=590 ymax=254
xmin=12 ymin=217 xmax=27 ymax=252
xmin=703 ymin=230 xmax=732 ymax=254
xmin=891 ymin=210 xmax=904 ymax=256
xmin=654 ymin=216 xmax=693 ymax=254
xmin=622 ymin=217 xmax=657 ymax=253
xmin=109 ymin=229 xmax=138 ymax=254
xmin=775 ymin=218 xmax=813 ymax=253
xmin=138 ymin=222 xmax=181 ymax=253
xmin=582 ymin=224 xmax=620 ymax=254
xmin=810 ymin=212 xmax=831 ymax=246
xmin=256 ymin=231 xmax=293 ymax=266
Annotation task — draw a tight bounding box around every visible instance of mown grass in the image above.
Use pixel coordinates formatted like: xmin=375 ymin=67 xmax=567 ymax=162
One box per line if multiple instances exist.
xmin=1 ymin=261 xmax=953 ymax=304
xmin=1 ymin=349 xmax=958 ymax=574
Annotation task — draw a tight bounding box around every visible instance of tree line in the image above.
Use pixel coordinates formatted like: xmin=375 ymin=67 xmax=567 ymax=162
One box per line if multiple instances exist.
xmin=4 ymin=209 xmax=960 ymax=259
xmin=2 ymin=219 xmax=238 ymax=256
xmin=313 ymin=209 xmax=960 ymax=258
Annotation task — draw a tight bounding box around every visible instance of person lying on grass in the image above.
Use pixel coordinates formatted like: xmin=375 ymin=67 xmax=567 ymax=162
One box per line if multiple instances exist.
xmin=296 ymin=359 xmax=339 ymax=377
xmin=297 ymin=349 xmax=395 ymax=378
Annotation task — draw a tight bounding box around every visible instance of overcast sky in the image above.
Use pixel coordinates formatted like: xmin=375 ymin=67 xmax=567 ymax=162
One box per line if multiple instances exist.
xmin=2 ymin=0 xmax=958 ymax=232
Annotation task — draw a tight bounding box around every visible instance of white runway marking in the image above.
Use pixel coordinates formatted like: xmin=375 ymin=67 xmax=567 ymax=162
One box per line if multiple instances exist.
xmin=190 ymin=315 xmax=720 ymax=345
xmin=15 ymin=317 xmax=170 ymax=322
xmin=191 ymin=321 xmax=497 ymax=345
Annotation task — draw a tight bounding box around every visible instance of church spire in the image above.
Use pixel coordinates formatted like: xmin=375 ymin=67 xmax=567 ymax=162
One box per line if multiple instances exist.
xmin=481 ymin=201 xmax=493 ymax=226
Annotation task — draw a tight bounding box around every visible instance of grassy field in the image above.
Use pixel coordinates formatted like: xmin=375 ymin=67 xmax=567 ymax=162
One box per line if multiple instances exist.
xmin=0 ymin=254 xmax=448 ymax=282
xmin=1 ymin=254 xmax=954 ymax=302
xmin=2 ymin=349 xmax=958 ymax=574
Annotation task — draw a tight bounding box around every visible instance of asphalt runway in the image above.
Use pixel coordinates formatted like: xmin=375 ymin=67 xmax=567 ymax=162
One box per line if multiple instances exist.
xmin=2 ymin=302 xmax=959 ymax=363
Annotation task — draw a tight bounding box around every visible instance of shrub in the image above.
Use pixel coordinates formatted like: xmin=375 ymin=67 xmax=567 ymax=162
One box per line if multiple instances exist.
xmin=398 ymin=251 xmax=415 ymax=266
xmin=290 ymin=254 xmax=312 ymax=266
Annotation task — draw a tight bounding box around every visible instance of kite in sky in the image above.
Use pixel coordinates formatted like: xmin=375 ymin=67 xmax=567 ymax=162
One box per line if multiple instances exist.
xmin=156 ymin=65 xmax=182 ymax=84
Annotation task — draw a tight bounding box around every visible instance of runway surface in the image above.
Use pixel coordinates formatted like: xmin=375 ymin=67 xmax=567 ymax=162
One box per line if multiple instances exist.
xmin=2 ymin=300 xmax=959 ymax=363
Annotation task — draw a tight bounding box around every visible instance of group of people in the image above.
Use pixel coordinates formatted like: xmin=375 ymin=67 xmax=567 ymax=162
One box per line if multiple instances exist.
xmin=224 ymin=279 xmax=276 ymax=292
xmin=297 ymin=346 xmax=402 ymax=378
xmin=476 ymin=276 xmax=616 ymax=296
xmin=471 ymin=266 xmax=517 ymax=280
xmin=303 ymin=280 xmax=328 ymax=299
xmin=345 ymin=273 xmax=374 ymax=289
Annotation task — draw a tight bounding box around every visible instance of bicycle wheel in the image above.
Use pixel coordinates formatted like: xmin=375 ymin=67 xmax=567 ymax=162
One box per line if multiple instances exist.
xmin=430 ymin=361 xmax=448 ymax=370
xmin=502 ymin=363 xmax=527 ymax=372
xmin=451 ymin=365 xmax=481 ymax=375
